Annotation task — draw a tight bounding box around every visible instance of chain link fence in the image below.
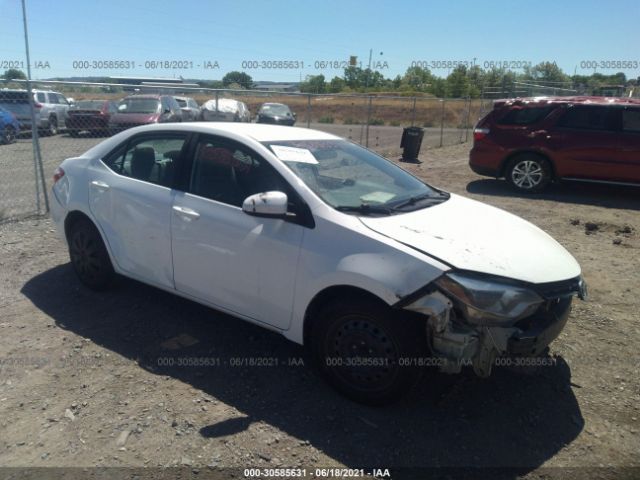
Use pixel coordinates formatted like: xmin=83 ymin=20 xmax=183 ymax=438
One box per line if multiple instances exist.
xmin=0 ymin=79 xmax=488 ymax=223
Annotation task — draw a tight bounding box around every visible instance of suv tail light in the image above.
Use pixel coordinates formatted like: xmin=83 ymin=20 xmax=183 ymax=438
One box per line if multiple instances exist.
xmin=33 ymin=103 xmax=43 ymax=109
xmin=53 ymin=167 xmax=65 ymax=184
xmin=473 ymin=127 xmax=490 ymax=141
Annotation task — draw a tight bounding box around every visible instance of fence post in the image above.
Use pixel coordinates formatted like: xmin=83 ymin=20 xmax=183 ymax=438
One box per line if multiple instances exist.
xmin=465 ymin=96 xmax=472 ymax=143
xmin=21 ymin=0 xmax=48 ymax=214
xmin=365 ymin=95 xmax=372 ymax=147
xmin=439 ymin=99 xmax=445 ymax=148
xmin=306 ymin=94 xmax=311 ymax=128
xmin=410 ymin=96 xmax=417 ymax=126
xmin=215 ymin=90 xmax=219 ymax=112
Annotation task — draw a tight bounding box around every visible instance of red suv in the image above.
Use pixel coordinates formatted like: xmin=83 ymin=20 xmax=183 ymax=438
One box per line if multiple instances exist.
xmin=469 ymin=96 xmax=640 ymax=192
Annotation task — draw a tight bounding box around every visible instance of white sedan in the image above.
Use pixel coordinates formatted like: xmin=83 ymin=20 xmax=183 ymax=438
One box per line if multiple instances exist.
xmin=50 ymin=123 xmax=587 ymax=404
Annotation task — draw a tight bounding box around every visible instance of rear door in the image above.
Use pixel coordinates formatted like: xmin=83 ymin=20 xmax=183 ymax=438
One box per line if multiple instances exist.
xmin=548 ymin=105 xmax=620 ymax=180
xmin=618 ymin=106 xmax=640 ymax=183
xmin=88 ymin=131 xmax=189 ymax=288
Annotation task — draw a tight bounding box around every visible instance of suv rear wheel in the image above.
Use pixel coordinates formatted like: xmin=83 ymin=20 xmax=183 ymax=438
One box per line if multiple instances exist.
xmin=505 ymin=154 xmax=552 ymax=192
xmin=47 ymin=116 xmax=58 ymax=136
xmin=311 ymin=298 xmax=425 ymax=405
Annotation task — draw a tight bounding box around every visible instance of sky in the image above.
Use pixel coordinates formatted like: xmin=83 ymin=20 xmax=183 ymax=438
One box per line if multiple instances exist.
xmin=1 ymin=0 xmax=639 ymax=82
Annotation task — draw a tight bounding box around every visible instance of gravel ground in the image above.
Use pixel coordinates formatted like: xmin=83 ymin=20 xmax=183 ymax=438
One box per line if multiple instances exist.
xmin=0 ymin=143 xmax=638 ymax=479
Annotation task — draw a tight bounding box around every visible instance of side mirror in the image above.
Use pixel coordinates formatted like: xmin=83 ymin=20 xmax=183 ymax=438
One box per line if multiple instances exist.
xmin=242 ymin=191 xmax=288 ymax=217
xmin=292 ymin=112 xmax=297 ymax=119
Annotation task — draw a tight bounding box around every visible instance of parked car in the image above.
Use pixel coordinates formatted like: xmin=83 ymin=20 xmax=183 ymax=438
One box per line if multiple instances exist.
xmin=173 ymin=96 xmax=200 ymax=121
xmin=50 ymin=123 xmax=586 ymax=405
xmin=256 ymin=102 xmax=296 ymax=126
xmin=109 ymin=94 xmax=182 ymax=133
xmin=469 ymin=96 xmax=640 ymax=192
xmin=0 ymin=88 xmax=71 ymax=135
xmin=0 ymin=106 xmax=20 ymax=144
xmin=200 ymin=98 xmax=251 ymax=122
xmin=66 ymin=100 xmax=119 ymax=137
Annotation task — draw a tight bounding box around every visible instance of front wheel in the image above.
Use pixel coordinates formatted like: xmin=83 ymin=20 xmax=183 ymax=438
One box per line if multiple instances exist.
xmin=505 ymin=154 xmax=552 ymax=192
xmin=311 ymin=298 xmax=426 ymax=405
xmin=68 ymin=219 xmax=115 ymax=290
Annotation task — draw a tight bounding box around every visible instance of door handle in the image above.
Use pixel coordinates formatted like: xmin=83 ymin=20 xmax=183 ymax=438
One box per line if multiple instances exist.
xmin=90 ymin=180 xmax=110 ymax=191
xmin=172 ymin=205 xmax=200 ymax=221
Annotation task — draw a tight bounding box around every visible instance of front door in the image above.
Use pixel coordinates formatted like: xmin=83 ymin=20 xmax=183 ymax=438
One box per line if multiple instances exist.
xmin=171 ymin=134 xmax=306 ymax=329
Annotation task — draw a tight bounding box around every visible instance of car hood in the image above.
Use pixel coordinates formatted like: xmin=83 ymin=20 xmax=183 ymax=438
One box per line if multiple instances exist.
xmin=110 ymin=113 xmax=159 ymax=124
xmin=358 ymin=193 xmax=581 ymax=284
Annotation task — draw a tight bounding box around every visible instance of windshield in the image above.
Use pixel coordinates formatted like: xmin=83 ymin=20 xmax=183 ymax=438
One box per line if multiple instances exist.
xmin=260 ymin=104 xmax=291 ymax=116
xmin=264 ymin=140 xmax=448 ymax=214
xmin=118 ymin=98 xmax=160 ymax=114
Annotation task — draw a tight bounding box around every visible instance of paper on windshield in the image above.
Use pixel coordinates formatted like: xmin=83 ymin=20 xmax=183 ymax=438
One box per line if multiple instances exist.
xmin=360 ymin=191 xmax=396 ymax=203
xmin=271 ymin=145 xmax=318 ymax=164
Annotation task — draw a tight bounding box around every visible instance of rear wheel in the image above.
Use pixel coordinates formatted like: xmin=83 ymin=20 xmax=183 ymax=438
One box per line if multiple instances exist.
xmin=505 ymin=154 xmax=552 ymax=192
xmin=68 ymin=219 xmax=114 ymax=290
xmin=68 ymin=129 xmax=80 ymax=138
xmin=47 ymin=116 xmax=58 ymax=136
xmin=1 ymin=125 xmax=16 ymax=144
xmin=311 ymin=298 xmax=426 ymax=405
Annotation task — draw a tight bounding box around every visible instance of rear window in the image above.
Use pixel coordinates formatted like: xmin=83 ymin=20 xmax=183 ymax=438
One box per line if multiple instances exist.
xmin=0 ymin=91 xmax=29 ymax=103
xmin=175 ymin=98 xmax=186 ymax=107
xmin=497 ymin=106 xmax=553 ymax=125
xmin=73 ymin=100 xmax=105 ymax=110
xmin=557 ymin=105 xmax=614 ymax=130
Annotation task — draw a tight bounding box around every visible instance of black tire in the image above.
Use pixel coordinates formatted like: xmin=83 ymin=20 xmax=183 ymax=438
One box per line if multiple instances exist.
xmin=311 ymin=297 xmax=426 ymax=405
xmin=505 ymin=154 xmax=552 ymax=192
xmin=68 ymin=129 xmax=80 ymax=138
xmin=1 ymin=125 xmax=16 ymax=144
xmin=68 ymin=219 xmax=115 ymax=290
xmin=47 ymin=116 xmax=58 ymax=136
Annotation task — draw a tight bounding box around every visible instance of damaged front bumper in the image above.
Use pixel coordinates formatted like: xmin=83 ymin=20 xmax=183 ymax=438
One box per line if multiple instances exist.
xmin=400 ymin=275 xmax=585 ymax=377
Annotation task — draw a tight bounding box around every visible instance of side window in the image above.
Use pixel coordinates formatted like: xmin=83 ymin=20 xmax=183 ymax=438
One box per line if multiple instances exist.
xmin=36 ymin=92 xmax=46 ymax=103
xmin=622 ymin=108 xmax=640 ymax=133
xmin=497 ymin=106 xmax=553 ymax=125
xmin=103 ymin=135 xmax=187 ymax=187
xmin=189 ymin=136 xmax=290 ymax=207
xmin=108 ymin=102 xmax=118 ymax=114
xmin=160 ymin=97 xmax=169 ymax=112
xmin=48 ymin=93 xmax=59 ymax=104
xmin=556 ymin=106 xmax=614 ymax=131
xmin=189 ymin=99 xmax=198 ymax=109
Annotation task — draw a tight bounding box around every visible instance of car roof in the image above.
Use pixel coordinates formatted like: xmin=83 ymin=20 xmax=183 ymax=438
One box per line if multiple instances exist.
xmin=494 ymin=96 xmax=640 ymax=108
xmin=151 ymin=123 xmax=339 ymax=141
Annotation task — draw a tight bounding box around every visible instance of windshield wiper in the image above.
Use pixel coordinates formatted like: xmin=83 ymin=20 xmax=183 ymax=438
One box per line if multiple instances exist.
xmin=335 ymin=204 xmax=393 ymax=216
xmin=391 ymin=192 xmax=450 ymax=210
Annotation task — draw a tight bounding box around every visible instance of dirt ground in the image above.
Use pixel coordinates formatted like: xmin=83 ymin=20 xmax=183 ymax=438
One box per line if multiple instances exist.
xmin=0 ymin=143 xmax=638 ymax=479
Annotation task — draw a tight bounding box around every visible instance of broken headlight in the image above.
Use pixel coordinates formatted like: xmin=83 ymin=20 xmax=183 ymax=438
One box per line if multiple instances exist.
xmin=435 ymin=272 xmax=544 ymax=326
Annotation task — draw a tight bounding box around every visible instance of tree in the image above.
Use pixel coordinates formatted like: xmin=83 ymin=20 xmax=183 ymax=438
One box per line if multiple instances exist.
xmin=446 ymin=65 xmax=470 ymax=98
xmin=2 ymin=69 xmax=26 ymax=80
xmin=402 ymin=66 xmax=433 ymax=91
xmin=523 ymin=62 xmax=569 ymax=84
xmin=222 ymin=71 xmax=253 ymax=89
xmin=328 ymin=76 xmax=346 ymax=93
xmin=300 ymin=74 xmax=326 ymax=93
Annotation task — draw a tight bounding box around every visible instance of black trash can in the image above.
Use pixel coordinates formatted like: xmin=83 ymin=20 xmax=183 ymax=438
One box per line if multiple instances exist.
xmin=400 ymin=126 xmax=425 ymax=162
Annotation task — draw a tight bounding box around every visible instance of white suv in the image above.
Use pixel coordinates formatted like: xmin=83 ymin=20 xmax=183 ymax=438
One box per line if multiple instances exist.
xmin=50 ymin=123 xmax=586 ymax=404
